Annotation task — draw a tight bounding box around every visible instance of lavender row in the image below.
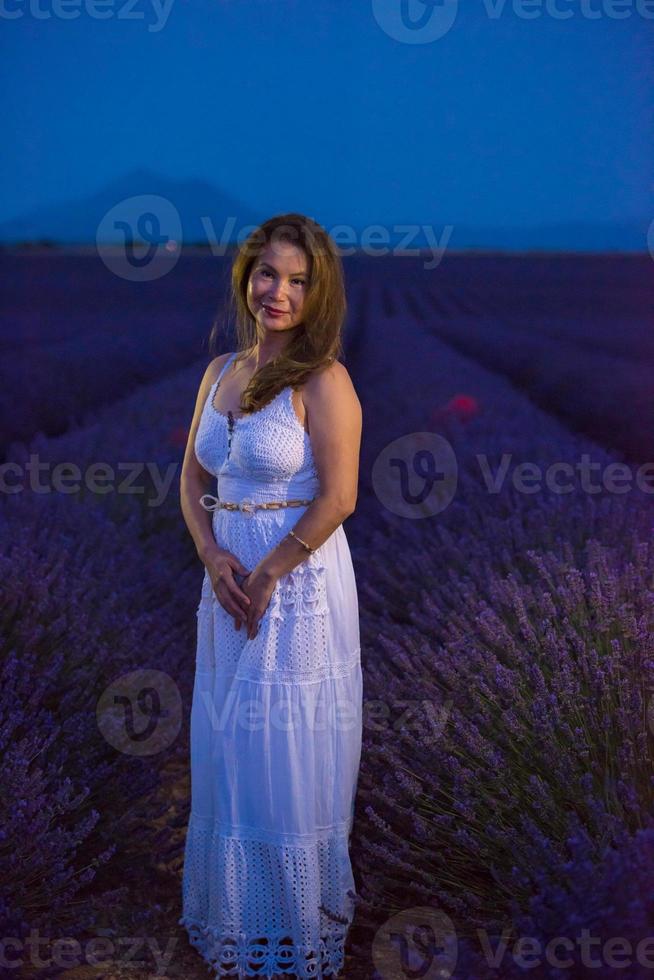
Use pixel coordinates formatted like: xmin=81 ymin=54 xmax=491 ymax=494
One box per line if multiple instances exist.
xmin=0 ymin=252 xmax=235 ymax=456
xmin=405 ymin=284 xmax=653 ymax=465
xmin=422 ymin=252 xmax=652 ymax=363
xmin=341 ymin=295 xmax=653 ymax=977
xmin=0 ymin=360 xmax=217 ymax=971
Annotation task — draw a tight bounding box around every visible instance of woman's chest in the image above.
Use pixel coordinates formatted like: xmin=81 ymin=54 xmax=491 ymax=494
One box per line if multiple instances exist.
xmin=213 ymin=373 xmax=310 ymax=437
xmin=195 ymin=408 xmax=315 ymax=480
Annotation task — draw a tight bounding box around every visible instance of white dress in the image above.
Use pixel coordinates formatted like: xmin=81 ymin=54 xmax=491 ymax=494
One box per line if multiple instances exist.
xmin=179 ymin=352 xmax=363 ymax=979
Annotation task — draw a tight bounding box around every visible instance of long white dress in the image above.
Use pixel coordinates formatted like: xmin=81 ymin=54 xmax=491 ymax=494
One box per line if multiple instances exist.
xmin=179 ymin=352 xmax=363 ymax=979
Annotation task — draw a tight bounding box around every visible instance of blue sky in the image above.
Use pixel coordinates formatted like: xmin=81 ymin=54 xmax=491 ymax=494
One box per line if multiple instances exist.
xmin=1 ymin=0 xmax=652 ymax=240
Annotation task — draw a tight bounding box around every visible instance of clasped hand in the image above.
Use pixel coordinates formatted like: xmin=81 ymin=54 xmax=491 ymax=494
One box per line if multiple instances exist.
xmin=206 ymin=548 xmax=277 ymax=640
xmin=236 ymin=567 xmax=277 ymax=639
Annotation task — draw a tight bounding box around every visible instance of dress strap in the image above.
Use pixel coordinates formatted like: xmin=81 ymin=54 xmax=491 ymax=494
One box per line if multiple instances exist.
xmin=215 ymin=351 xmax=238 ymax=387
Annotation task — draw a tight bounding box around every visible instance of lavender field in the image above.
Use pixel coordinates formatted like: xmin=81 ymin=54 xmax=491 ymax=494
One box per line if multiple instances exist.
xmin=1 ymin=251 xmax=653 ymax=979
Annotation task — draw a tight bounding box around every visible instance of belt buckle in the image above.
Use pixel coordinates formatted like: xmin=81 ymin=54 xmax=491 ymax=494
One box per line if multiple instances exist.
xmin=239 ymin=497 xmax=255 ymax=517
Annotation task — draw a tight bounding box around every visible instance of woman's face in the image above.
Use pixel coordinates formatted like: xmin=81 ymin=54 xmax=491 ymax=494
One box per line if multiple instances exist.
xmin=246 ymin=240 xmax=309 ymax=335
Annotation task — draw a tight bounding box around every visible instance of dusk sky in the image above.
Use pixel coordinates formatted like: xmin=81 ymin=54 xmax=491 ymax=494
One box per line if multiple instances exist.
xmin=2 ymin=0 xmax=652 ymax=245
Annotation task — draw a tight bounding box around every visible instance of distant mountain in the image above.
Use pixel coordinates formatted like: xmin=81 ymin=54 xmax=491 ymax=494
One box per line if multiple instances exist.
xmin=0 ymin=171 xmax=649 ymax=252
xmin=0 ymin=168 xmax=261 ymax=247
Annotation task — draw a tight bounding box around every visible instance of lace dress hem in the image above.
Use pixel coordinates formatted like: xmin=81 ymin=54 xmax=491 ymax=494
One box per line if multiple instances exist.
xmin=177 ymin=916 xmax=351 ymax=978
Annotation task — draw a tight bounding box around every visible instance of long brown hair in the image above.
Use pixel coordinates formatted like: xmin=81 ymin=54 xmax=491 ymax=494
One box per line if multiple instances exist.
xmin=208 ymin=213 xmax=347 ymax=415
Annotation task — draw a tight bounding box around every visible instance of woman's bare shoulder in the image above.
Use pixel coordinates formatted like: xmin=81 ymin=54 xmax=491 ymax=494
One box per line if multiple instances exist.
xmin=212 ymin=351 xmax=234 ymax=372
xmin=306 ymin=357 xmax=355 ymax=386
xmin=202 ymin=351 xmax=233 ymax=386
xmin=302 ymin=358 xmax=360 ymax=407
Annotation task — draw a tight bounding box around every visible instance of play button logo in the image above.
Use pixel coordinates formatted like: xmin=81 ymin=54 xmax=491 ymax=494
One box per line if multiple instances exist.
xmin=372 ymin=0 xmax=459 ymax=43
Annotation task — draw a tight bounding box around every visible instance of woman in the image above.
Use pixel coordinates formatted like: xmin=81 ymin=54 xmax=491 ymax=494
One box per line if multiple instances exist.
xmin=178 ymin=213 xmax=363 ymax=979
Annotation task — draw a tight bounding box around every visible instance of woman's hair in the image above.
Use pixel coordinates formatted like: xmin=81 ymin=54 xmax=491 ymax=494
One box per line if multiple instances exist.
xmin=208 ymin=212 xmax=347 ymax=415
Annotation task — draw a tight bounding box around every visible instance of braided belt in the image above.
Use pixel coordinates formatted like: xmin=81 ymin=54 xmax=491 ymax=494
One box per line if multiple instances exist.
xmin=199 ymin=493 xmax=315 ymax=516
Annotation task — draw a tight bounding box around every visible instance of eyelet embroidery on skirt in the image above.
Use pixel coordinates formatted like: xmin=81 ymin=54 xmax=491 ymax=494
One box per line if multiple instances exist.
xmin=268 ymin=559 xmax=330 ymax=622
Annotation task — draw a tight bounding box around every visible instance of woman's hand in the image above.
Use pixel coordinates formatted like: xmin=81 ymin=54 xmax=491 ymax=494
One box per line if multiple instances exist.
xmin=203 ymin=548 xmax=252 ymax=630
xmin=240 ymin=567 xmax=278 ymax=640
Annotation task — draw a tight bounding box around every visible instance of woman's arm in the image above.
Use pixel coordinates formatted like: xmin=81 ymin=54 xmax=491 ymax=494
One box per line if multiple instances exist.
xmin=180 ymin=355 xmax=230 ymax=562
xmin=181 ymin=355 xmax=253 ymax=629
xmin=257 ymin=360 xmax=362 ymax=582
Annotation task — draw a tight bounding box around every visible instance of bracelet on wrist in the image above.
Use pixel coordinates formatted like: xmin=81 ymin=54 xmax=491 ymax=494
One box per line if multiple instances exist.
xmin=287 ymin=529 xmax=315 ymax=554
